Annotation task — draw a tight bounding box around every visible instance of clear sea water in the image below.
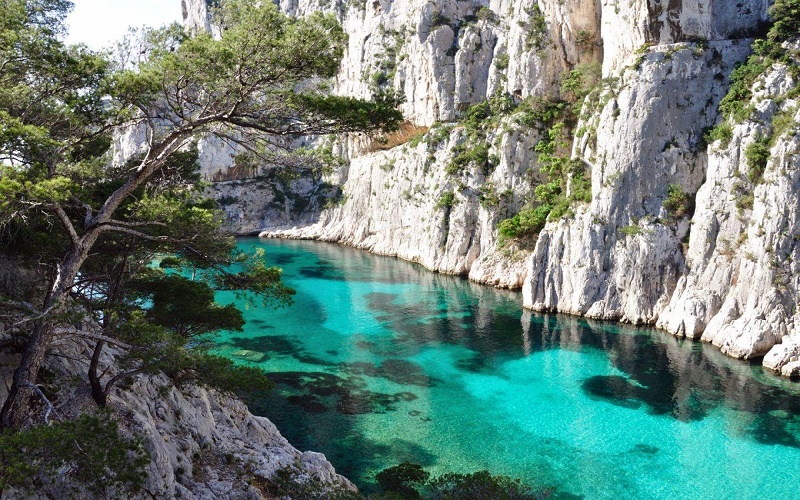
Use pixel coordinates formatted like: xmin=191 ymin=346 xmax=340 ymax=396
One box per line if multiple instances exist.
xmin=212 ymin=238 xmax=800 ymax=499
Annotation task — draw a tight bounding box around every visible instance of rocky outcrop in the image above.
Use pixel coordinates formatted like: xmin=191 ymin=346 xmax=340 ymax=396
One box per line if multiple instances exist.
xmin=524 ymin=40 xmax=753 ymax=323
xmin=600 ymin=0 xmax=770 ymax=74
xmin=658 ymin=54 xmax=800 ymax=368
xmin=260 ymin=118 xmax=541 ymax=288
xmin=0 ymin=339 xmax=354 ymax=499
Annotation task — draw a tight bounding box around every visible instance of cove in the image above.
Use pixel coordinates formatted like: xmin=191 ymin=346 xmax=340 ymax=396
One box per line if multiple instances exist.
xmin=212 ymin=238 xmax=800 ymax=498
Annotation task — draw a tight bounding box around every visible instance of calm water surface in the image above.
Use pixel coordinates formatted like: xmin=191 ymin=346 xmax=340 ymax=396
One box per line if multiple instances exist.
xmin=213 ymin=238 xmax=800 ymax=499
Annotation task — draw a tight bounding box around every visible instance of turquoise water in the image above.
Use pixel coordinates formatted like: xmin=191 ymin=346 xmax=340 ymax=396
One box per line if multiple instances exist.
xmin=214 ymin=238 xmax=800 ymax=498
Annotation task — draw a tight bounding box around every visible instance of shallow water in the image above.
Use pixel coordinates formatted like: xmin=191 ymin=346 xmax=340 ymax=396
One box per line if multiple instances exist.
xmin=213 ymin=238 xmax=800 ymax=498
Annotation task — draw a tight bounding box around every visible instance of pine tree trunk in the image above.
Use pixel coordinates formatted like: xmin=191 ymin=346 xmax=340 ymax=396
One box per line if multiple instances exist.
xmin=0 ymin=242 xmax=92 ymax=429
xmin=88 ymin=340 xmax=107 ymax=406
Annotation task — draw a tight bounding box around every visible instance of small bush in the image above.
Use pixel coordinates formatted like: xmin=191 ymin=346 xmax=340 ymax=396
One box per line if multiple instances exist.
xmin=662 ymin=183 xmax=693 ymax=219
xmin=475 ymin=7 xmax=497 ymax=22
xmin=426 ymin=470 xmax=553 ymax=499
xmin=265 ymin=466 xmax=361 ymax=499
xmin=745 ymin=136 xmax=770 ymax=184
xmin=0 ymin=414 xmax=148 ymax=495
xmin=495 ymin=52 xmax=510 ymax=70
xmin=374 ymin=464 xmax=553 ymax=500
xmin=704 ymin=122 xmax=733 ymax=148
xmin=430 ymin=11 xmax=452 ymax=29
xmin=768 ymin=0 xmax=800 ymax=42
xmin=619 ymin=224 xmax=643 ymax=237
xmin=447 ymin=143 xmax=489 ymax=175
xmin=376 ymin=462 xmax=429 ymax=498
xmin=216 ymin=195 xmax=239 ymax=206
xmin=718 ymin=57 xmax=767 ymax=121
xmin=498 ymin=204 xmax=551 ymax=241
xmin=435 ymin=191 xmax=456 ymax=210
xmin=523 ymin=4 xmax=548 ymax=52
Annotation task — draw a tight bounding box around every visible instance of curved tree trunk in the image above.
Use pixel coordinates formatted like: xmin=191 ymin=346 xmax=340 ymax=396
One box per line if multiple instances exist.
xmin=88 ymin=340 xmax=107 ymax=407
xmin=0 ymin=241 xmax=94 ymax=429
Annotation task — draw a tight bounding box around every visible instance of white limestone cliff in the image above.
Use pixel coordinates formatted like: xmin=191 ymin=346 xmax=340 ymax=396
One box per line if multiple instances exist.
xmin=658 ymin=55 xmax=800 ymax=373
xmin=524 ymin=40 xmax=753 ymax=323
xmin=181 ymin=0 xmax=800 ymax=377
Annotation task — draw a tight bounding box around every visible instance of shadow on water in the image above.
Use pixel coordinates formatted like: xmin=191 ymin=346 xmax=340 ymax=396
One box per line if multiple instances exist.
xmin=246 ymin=371 xmax=435 ymax=487
xmin=531 ymin=314 xmax=800 ymax=448
xmin=359 ymin=284 xmax=800 ymax=449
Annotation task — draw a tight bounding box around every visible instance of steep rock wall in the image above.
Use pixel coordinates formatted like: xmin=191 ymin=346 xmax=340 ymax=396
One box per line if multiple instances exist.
xmin=658 ymin=56 xmax=800 ymax=374
xmin=524 ymin=40 xmax=752 ymax=322
xmin=261 ymin=119 xmax=542 ymax=287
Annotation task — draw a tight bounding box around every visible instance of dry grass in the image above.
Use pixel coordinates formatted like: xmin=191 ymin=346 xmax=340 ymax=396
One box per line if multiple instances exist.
xmin=367 ymin=121 xmax=428 ymax=152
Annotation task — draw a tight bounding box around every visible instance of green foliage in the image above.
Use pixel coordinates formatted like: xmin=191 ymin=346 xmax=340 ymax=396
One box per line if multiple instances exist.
xmin=662 ymin=183 xmax=693 ymax=219
xmin=264 ymin=466 xmax=362 ymax=499
xmin=475 ymin=7 xmax=497 ymax=22
xmin=512 ymin=97 xmax=568 ymax=130
xmin=569 ymin=168 xmax=592 ymax=204
xmin=447 ymin=142 xmax=490 ymax=175
xmin=430 ymin=11 xmax=453 ymax=29
xmin=715 ymin=0 xmax=800 ymax=127
xmin=134 ymin=274 xmax=245 ymax=337
xmin=408 ymin=131 xmax=426 ymax=148
xmin=216 ymin=195 xmax=239 ymax=206
xmin=376 ymin=462 xmax=430 ymax=498
xmin=373 ymin=464 xmax=553 ymax=500
xmin=498 ymin=204 xmax=552 ymax=242
xmin=768 ymin=0 xmax=800 ymax=42
xmin=0 ymin=414 xmax=147 ymax=494
xmin=495 ymin=52 xmax=510 ymax=70
xmin=426 ymin=123 xmax=452 ymax=146
xmin=704 ymin=122 xmax=733 ymax=148
xmin=745 ymin=135 xmax=771 ymax=184
xmin=560 ymin=63 xmax=602 ymax=109
xmin=497 ymin=67 xmax=599 ymax=245
xmin=426 ymin=470 xmax=552 ymax=499
xmin=434 ymin=191 xmax=456 ymax=210
xmin=173 ymin=351 xmax=274 ymax=398
xmin=523 ymin=5 xmax=548 ymax=52
xmin=619 ymin=224 xmax=643 ymax=237
xmin=718 ymin=56 xmax=766 ymax=122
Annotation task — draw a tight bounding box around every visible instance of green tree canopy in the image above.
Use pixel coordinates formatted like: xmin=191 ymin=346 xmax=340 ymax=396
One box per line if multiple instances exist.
xmin=0 ymin=0 xmax=402 ymax=439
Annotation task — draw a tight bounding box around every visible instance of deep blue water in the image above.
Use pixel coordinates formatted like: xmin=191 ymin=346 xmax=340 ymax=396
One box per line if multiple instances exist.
xmin=213 ymin=238 xmax=800 ymax=498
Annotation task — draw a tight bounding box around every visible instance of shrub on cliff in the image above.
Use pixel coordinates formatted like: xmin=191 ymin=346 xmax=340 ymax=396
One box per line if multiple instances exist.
xmin=0 ymin=414 xmax=148 ymax=495
xmin=769 ymin=0 xmax=800 ymax=42
xmin=374 ymin=463 xmax=554 ymax=499
xmin=662 ymin=183 xmax=693 ymax=219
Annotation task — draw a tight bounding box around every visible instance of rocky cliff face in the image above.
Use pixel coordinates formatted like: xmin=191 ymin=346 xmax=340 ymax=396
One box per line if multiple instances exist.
xmin=0 ymin=340 xmax=354 ymax=499
xmin=186 ymin=0 xmax=606 ymax=288
xmin=525 ymin=40 xmax=753 ymax=323
xmin=659 ymin=51 xmax=800 ymax=376
xmin=184 ymin=0 xmax=800 ymax=377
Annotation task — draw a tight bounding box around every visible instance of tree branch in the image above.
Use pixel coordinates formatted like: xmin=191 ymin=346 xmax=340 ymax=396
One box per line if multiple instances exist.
xmin=25 ymin=382 xmax=64 ymax=425
xmin=53 ymin=203 xmax=80 ymax=247
xmin=54 ymin=327 xmax=136 ymax=350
